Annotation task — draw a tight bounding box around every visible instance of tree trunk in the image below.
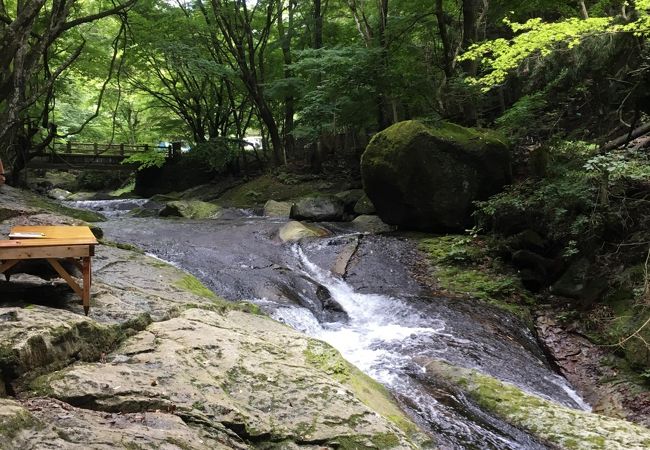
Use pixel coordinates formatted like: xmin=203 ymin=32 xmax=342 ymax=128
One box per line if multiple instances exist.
xmin=578 ymin=0 xmax=589 ymax=19
xmin=278 ymin=0 xmax=296 ymax=160
xmin=376 ymin=0 xmax=391 ymax=130
xmin=313 ymin=0 xmax=323 ymax=49
xmin=461 ymin=0 xmax=481 ymax=125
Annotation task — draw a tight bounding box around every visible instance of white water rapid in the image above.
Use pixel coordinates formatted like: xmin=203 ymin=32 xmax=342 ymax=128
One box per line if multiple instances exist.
xmin=266 ymin=243 xmax=590 ymax=449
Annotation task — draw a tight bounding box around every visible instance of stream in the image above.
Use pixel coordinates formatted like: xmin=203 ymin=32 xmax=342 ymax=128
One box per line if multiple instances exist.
xmin=69 ymin=199 xmax=590 ymax=449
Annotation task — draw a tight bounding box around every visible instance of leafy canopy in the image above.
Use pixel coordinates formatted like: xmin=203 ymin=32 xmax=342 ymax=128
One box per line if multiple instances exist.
xmin=462 ymin=2 xmax=650 ymax=91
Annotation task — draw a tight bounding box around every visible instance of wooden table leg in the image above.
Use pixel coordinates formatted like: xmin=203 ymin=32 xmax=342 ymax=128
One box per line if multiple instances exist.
xmin=0 ymin=260 xmax=18 ymax=281
xmin=82 ymin=256 xmax=91 ymax=315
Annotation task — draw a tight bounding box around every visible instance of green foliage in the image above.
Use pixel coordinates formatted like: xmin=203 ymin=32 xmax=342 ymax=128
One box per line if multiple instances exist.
xmin=123 ymin=149 xmax=167 ymax=170
xmin=476 ymin=141 xmax=650 ymax=254
xmin=494 ymin=93 xmax=547 ymax=140
xmin=186 ymin=140 xmax=238 ymax=173
xmin=462 ymin=3 xmax=650 ymax=91
xmin=461 ymin=16 xmax=614 ymax=90
xmin=584 ymin=150 xmax=650 ymax=183
xmin=291 ymin=46 xmax=378 ymax=140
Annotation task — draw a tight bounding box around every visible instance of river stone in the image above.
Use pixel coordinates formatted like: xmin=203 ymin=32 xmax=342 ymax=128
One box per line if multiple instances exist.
xmin=278 ymin=221 xmax=329 ymax=242
xmin=354 ymin=193 xmax=376 ymax=215
xmin=361 ymin=120 xmax=511 ymax=231
xmin=550 ymin=258 xmax=608 ymax=304
xmin=263 ymin=199 xmax=293 ymax=217
xmin=46 ymin=188 xmax=72 ymax=200
xmin=290 ymin=195 xmax=345 ymax=221
xmin=159 ymin=199 xmax=222 ymax=219
xmin=335 ymin=189 xmax=364 ymax=213
xmin=423 ymin=359 xmax=650 ymax=450
xmin=35 ymin=308 xmax=417 ymax=448
xmin=352 ymin=215 xmax=395 ymax=234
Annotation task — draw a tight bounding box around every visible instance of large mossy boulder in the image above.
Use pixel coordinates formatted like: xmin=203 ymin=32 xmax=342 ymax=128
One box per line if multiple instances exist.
xmin=361 ymin=120 xmax=511 ymax=231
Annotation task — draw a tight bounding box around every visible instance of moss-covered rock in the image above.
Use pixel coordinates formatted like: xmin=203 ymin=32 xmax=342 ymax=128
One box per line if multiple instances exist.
xmin=263 ymin=199 xmax=293 ymax=217
xmin=290 ymin=195 xmax=345 ymax=222
xmin=36 ymin=308 xmax=420 ymax=448
xmin=361 ymin=120 xmax=511 ymax=231
xmin=335 ymin=189 xmax=365 ymax=213
xmin=159 ymin=200 xmax=222 ymax=219
xmin=424 ymin=359 xmax=650 ymax=450
xmin=278 ymin=221 xmax=329 ymax=242
xmin=418 ymin=235 xmax=532 ymax=319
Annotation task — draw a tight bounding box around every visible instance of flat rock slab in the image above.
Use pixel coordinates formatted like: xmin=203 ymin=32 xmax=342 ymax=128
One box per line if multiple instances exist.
xmin=0 ymin=397 xmax=244 ymax=449
xmin=36 ymin=308 xmax=413 ymax=447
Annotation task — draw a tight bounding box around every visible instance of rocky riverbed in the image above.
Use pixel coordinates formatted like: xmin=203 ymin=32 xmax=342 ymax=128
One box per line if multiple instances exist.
xmin=0 ymin=185 xmax=423 ymax=449
xmin=2 ymin=185 xmax=650 ymax=449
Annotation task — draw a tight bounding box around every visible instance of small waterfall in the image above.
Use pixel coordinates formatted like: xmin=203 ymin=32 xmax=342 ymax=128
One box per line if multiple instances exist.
xmin=267 ymin=243 xmax=590 ymax=449
xmin=64 ymin=198 xmax=149 ymax=217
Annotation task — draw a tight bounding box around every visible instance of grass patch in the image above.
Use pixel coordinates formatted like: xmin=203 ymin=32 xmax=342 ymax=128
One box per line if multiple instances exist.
xmin=175 ymin=275 xmax=217 ymax=299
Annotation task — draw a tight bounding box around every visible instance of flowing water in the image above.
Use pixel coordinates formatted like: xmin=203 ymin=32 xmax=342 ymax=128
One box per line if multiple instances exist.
xmin=79 ymin=199 xmax=590 ymax=449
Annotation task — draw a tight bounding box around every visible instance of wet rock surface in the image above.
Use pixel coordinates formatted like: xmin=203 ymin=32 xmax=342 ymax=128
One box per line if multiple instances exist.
xmin=96 ymin=212 xmax=616 ymax=449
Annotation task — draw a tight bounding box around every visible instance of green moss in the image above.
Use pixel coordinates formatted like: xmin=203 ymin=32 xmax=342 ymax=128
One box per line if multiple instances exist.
xmin=25 ymin=194 xmax=105 ymax=222
xmin=99 ymin=240 xmax=144 ymax=253
xmin=303 ymin=340 xmax=421 ymax=440
xmin=419 ymin=235 xmax=532 ymax=320
xmin=365 ymin=120 xmax=508 ymax=164
xmin=369 ymin=432 xmax=401 ymax=448
xmin=427 ymin=359 xmax=650 ymax=450
xmin=0 ymin=403 xmax=41 ymax=439
xmin=175 ymin=275 xmax=217 ymax=299
xmin=30 ymin=370 xmax=68 ymax=396
xmin=216 ymin=174 xmax=342 ymax=208
xmin=161 ymin=200 xmax=221 ymax=219
xmin=304 ymin=340 xmax=349 ymax=382
xmin=109 ymin=180 xmax=136 ymax=197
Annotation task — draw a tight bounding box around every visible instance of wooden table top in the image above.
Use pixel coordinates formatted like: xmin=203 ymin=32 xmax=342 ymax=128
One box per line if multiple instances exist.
xmin=2 ymin=226 xmax=98 ymax=248
xmin=10 ymin=226 xmax=97 ymax=241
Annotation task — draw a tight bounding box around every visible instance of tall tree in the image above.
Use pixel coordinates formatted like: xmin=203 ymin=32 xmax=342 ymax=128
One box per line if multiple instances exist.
xmin=0 ymin=0 xmax=135 ymax=183
xmin=201 ymin=0 xmax=284 ymax=166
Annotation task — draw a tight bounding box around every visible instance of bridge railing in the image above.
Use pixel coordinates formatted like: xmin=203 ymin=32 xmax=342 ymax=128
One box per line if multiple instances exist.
xmin=50 ymin=142 xmax=164 ymax=157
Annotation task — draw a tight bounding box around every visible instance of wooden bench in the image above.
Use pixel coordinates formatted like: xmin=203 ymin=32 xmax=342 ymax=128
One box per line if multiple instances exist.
xmin=0 ymin=226 xmax=98 ymax=314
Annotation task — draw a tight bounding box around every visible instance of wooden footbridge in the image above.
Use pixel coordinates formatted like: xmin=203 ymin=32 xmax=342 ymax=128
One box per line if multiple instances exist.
xmin=28 ymin=142 xmax=178 ymax=171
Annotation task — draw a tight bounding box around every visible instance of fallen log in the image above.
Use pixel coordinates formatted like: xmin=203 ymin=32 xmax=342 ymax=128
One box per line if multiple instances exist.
xmin=601 ymin=122 xmax=650 ymax=152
